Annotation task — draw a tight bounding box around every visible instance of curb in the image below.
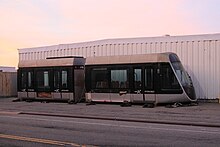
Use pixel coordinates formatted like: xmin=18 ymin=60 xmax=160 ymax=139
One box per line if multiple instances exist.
xmin=19 ymin=111 xmax=220 ymax=128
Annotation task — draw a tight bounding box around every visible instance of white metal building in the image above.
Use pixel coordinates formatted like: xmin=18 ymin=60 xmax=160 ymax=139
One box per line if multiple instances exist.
xmin=18 ymin=33 xmax=220 ymax=100
xmin=0 ymin=66 xmax=16 ymax=72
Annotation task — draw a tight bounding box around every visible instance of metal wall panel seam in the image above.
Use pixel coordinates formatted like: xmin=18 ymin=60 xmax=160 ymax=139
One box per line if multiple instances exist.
xmin=217 ymin=41 xmax=220 ymax=99
xmin=210 ymin=41 xmax=215 ymax=98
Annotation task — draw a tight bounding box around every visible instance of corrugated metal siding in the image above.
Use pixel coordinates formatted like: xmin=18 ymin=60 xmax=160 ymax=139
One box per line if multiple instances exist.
xmin=18 ymin=34 xmax=220 ymax=99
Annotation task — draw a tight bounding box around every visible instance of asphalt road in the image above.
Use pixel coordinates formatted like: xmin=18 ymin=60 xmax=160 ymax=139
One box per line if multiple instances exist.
xmin=0 ymin=112 xmax=220 ymax=147
xmin=1 ymin=98 xmax=220 ymax=127
xmin=0 ymin=98 xmax=220 ymax=146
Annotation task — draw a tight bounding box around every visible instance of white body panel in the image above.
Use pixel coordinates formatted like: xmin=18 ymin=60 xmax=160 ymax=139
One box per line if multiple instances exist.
xmin=18 ymin=33 xmax=220 ymax=99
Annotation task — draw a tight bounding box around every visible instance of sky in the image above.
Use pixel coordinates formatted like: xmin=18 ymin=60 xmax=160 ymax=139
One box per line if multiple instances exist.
xmin=0 ymin=0 xmax=220 ymax=67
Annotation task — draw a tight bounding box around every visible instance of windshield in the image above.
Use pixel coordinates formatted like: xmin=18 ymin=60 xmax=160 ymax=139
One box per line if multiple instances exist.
xmin=169 ymin=53 xmax=196 ymax=100
xmin=169 ymin=54 xmax=191 ymax=86
xmin=171 ymin=62 xmax=191 ymax=86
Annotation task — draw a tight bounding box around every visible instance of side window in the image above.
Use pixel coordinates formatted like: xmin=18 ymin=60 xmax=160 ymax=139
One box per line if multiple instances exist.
xmin=21 ymin=71 xmax=27 ymax=90
xmin=54 ymin=69 xmax=71 ymax=91
xmin=36 ymin=70 xmax=50 ymax=90
xmin=134 ymin=69 xmax=142 ymax=90
xmin=27 ymin=71 xmax=34 ymax=89
xmin=19 ymin=70 xmax=34 ymax=90
xmin=54 ymin=70 xmax=60 ymax=89
xmin=145 ymin=68 xmax=154 ymax=90
xmin=111 ymin=69 xmax=129 ymax=89
xmin=160 ymin=64 xmax=181 ymax=91
xmin=61 ymin=70 xmax=68 ymax=89
xmin=91 ymin=68 xmax=109 ymax=89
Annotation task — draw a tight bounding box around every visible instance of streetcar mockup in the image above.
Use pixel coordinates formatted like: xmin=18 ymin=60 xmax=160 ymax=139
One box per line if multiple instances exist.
xmin=17 ymin=52 xmax=196 ymax=105
xmin=17 ymin=56 xmax=85 ymax=103
xmin=85 ymin=53 xmax=196 ymax=104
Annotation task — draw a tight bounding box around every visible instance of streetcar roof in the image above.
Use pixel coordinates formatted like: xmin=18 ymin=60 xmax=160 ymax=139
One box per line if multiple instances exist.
xmin=85 ymin=52 xmax=175 ymax=65
xmin=18 ymin=57 xmax=85 ymax=68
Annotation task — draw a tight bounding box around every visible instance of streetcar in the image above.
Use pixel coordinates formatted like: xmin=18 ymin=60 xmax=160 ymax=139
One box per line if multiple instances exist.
xmin=85 ymin=52 xmax=196 ymax=105
xmin=17 ymin=56 xmax=85 ymax=103
xmin=17 ymin=52 xmax=197 ymax=105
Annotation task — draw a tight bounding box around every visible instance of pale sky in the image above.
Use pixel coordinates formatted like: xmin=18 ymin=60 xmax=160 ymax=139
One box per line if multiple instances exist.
xmin=0 ymin=0 xmax=220 ymax=67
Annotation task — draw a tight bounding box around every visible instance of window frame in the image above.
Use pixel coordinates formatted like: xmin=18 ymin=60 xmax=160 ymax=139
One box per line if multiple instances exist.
xmin=158 ymin=63 xmax=183 ymax=94
xmin=36 ymin=69 xmax=52 ymax=92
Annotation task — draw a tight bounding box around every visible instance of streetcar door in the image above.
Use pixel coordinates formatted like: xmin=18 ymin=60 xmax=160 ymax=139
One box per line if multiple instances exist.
xmin=132 ymin=68 xmax=143 ymax=102
xmin=60 ymin=69 xmax=71 ymax=100
xmin=26 ymin=70 xmax=35 ymax=98
xmin=18 ymin=69 xmax=35 ymax=98
xmin=18 ymin=69 xmax=28 ymax=98
xmin=156 ymin=63 xmax=183 ymax=103
xmin=36 ymin=69 xmax=52 ymax=98
xmin=53 ymin=68 xmax=74 ymax=100
xmin=53 ymin=69 xmax=61 ymax=99
xmin=132 ymin=65 xmax=155 ymax=103
xmin=143 ymin=65 xmax=156 ymax=103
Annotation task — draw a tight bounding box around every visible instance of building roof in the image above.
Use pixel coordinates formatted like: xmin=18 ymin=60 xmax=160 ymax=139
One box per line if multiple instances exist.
xmin=18 ymin=33 xmax=220 ymax=53
xmin=0 ymin=66 xmax=16 ymax=72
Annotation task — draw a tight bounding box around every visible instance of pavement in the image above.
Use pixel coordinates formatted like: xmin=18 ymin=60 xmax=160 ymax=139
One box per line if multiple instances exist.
xmin=1 ymin=97 xmax=220 ymax=128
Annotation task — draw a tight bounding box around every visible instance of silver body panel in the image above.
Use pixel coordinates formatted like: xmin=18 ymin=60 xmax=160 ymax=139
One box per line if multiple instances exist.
xmin=86 ymin=92 xmax=192 ymax=104
xmin=87 ymin=93 xmax=110 ymax=102
xmin=27 ymin=92 xmax=37 ymax=98
xmin=86 ymin=53 xmax=169 ymax=65
xmin=130 ymin=94 xmax=156 ymax=102
xmin=60 ymin=92 xmax=74 ymax=100
xmin=156 ymin=93 xmax=187 ymax=104
xmin=19 ymin=58 xmax=85 ymax=68
xmin=110 ymin=93 xmax=130 ymax=102
xmin=52 ymin=92 xmax=61 ymax=99
xmin=20 ymin=92 xmax=74 ymax=100
xmin=18 ymin=92 xmax=27 ymax=98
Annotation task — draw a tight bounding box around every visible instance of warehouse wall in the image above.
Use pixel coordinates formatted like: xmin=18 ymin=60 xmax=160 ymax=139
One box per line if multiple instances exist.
xmin=18 ymin=34 xmax=220 ymax=99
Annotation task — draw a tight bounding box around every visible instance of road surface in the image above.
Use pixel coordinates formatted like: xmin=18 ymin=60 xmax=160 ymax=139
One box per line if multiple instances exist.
xmin=0 ymin=112 xmax=220 ymax=146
